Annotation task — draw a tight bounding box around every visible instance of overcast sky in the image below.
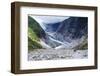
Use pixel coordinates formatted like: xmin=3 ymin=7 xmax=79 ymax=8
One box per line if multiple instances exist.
xmin=29 ymin=15 xmax=69 ymax=30
xmin=29 ymin=15 xmax=69 ymax=24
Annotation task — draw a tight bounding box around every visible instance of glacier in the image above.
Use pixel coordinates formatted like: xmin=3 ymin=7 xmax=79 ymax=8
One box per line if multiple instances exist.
xmin=32 ymin=16 xmax=88 ymax=50
xmin=28 ymin=15 xmax=88 ymax=60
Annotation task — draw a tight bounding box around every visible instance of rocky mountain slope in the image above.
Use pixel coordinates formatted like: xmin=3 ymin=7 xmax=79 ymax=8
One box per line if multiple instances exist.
xmin=28 ymin=16 xmax=88 ymax=50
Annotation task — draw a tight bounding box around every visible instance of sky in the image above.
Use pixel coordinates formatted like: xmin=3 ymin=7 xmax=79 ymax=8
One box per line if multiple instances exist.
xmin=29 ymin=15 xmax=69 ymax=24
xmin=29 ymin=15 xmax=69 ymax=30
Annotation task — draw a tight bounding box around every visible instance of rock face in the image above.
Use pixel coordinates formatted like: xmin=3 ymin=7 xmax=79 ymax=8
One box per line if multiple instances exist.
xmin=54 ymin=17 xmax=88 ymax=43
xmin=55 ymin=17 xmax=88 ymax=39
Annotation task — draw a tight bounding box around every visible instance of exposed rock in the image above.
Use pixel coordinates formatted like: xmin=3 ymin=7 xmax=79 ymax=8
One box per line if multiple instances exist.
xmin=28 ymin=49 xmax=88 ymax=61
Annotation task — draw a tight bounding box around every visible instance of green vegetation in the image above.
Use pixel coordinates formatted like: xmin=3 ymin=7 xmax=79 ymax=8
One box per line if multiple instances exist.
xmin=73 ymin=35 xmax=88 ymax=50
xmin=80 ymin=42 xmax=88 ymax=49
xmin=28 ymin=16 xmax=43 ymax=50
xmin=79 ymin=35 xmax=88 ymax=50
xmin=28 ymin=16 xmax=45 ymax=37
xmin=28 ymin=37 xmax=42 ymax=50
xmin=28 ymin=27 xmax=39 ymax=42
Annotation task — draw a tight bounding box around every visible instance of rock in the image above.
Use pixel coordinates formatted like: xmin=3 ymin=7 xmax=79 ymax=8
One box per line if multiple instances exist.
xmin=28 ymin=49 xmax=88 ymax=61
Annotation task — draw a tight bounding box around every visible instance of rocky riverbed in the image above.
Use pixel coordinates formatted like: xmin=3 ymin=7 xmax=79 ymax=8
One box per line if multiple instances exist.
xmin=28 ymin=49 xmax=88 ymax=61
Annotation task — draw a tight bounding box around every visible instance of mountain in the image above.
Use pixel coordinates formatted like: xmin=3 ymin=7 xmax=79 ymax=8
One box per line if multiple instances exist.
xmin=28 ymin=16 xmax=46 ymax=38
xmin=46 ymin=17 xmax=88 ymax=49
xmin=28 ymin=27 xmax=42 ymax=50
xmin=43 ymin=17 xmax=88 ymax=49
xmin=28 ymin=16 xmax=44 ymax=50
xmin=28 ymin=16 xmax=61 ymax=49
xmin=28 ymin=16 xmax=88 ymax=50
xmin=44 ymin=22 xmax=61 ymax=32
xmin=54 ymin=17 xmax=88 ymax=41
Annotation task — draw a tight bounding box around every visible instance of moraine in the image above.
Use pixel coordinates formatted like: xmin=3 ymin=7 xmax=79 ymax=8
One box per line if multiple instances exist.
xmin=28 ymin=49 xmax=88 ymax=61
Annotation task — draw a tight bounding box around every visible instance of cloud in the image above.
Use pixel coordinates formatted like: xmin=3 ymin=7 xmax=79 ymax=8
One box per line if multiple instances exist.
xmin=29 ymin=15 xmax=69 ymax=24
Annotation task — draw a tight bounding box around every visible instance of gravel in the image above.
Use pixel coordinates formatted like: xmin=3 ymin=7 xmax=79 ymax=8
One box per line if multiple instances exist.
xmin=28 ymin=49 xmax=88 ymax=61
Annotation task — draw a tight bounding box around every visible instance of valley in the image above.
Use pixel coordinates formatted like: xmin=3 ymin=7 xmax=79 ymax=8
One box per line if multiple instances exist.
xmin=28 ymin=15 xmax=88 ymax=60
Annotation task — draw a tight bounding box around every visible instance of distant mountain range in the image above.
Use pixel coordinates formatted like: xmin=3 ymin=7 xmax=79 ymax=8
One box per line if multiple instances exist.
xmin=44 ymin=22 xmax=61 ymax=32
xmin=28 ymin=16 xmax=88 ymax=50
